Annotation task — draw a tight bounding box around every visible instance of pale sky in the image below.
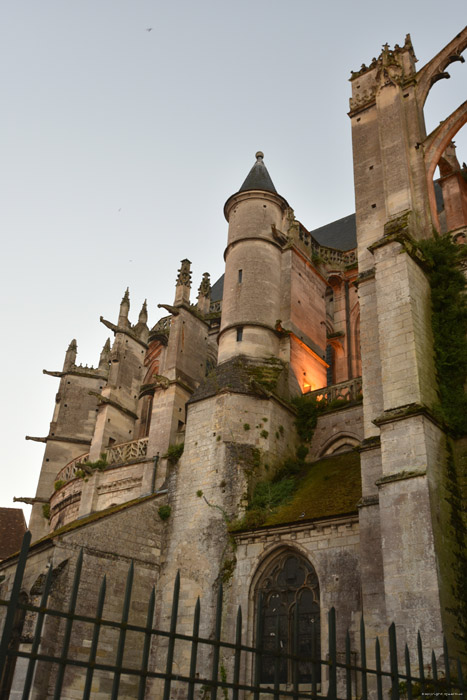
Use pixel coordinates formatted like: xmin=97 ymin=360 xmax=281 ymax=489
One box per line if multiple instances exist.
xmin=1 ymin=1 xmax=466 ymax=522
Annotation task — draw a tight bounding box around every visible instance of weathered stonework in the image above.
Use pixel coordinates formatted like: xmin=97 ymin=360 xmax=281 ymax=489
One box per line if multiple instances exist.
xmin=2 ymin=27 xmax=467 ymax=699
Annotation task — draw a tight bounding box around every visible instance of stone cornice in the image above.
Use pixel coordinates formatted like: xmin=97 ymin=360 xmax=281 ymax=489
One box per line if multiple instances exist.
xmin=372 ymin=402 xmax=444 ymax=430
xmin=231 ymin=512 xmax=359 ymax=541
xmin=376 ymin=468 xmax=427 ymax=486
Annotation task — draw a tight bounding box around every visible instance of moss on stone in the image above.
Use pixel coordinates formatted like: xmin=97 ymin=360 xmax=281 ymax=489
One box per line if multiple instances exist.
xmin=264 ymin=451 xmax=361 ymax=527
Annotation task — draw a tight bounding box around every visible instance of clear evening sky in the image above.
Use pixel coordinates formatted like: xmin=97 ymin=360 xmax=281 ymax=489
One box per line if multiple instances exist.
xmin=1 ymin=1 xmax=465 ymax=521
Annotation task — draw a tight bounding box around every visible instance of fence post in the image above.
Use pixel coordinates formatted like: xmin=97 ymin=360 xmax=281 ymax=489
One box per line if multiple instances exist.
xmin=210 ymin=581 xmax=223 ymax=700
xmin=253 ymin=592 xmax=263 ymax=700
xmin=375 ymin=637 xmax=383 ymax=700
xmin=388 ymin=623 xmax=400 ymax=700
xmin=53 ymin=548 xmax=84 ymax=700
xmin=292 ymin=601 xmax=299 ymax=698
xmin=137 ymin=585 xmax=155 ymax=700
xmin=21 ymin=562 xmax=54 ymax=700
xmin=328 ymin=607 xmax=337 ymax=700
xmin=162 ymin=570 xmax=180 ymax=700
xmin=0 ymin=531 xmax=31 ymax=685
xmin=345 ymin=630 xmax=351 ymax=700
xmin=187 ymin=597 xmax=201 ymax=700
xmin=111 ymin=560 xmax=134 ymax=699
xmin=417 ymin=631 xmax=425 ymax=697
xmin=404 ymin=644 xmax=412 ymax=700
xmin=360 ymin=616 xmax=368 ymax=700
xmin=232 ymin=606 xmax=242 ymax=700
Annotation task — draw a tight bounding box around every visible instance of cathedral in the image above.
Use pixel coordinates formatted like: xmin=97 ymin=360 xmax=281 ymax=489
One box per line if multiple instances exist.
xmin=1 ymin=27 xmax=466 ymax=699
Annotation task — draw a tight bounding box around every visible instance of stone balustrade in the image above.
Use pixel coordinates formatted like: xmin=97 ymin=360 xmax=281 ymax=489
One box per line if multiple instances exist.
xmin=55 ymin=437 xmax=149 ymax=484
xmin=106 ymin=437 xmax=149 ymax=465
xmin=308 ymin=377 xmax=362 ymax=404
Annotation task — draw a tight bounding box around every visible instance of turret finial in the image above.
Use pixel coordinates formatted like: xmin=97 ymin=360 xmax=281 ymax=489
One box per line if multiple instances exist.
xmin=174 ymin=259 xmax=192 ymax=306
xmin=99 ymin=338 xmax=111 ymax=369
xmin=197 ymin=272 xmax=211 ymax=315
xmin=118 ymin=287 xmax=130 ymax=327
xmin=176 ymin=259 xmax=192 ymax=288
xmin=63 ymin=338 xmax=77 ymax=371
xmin=138 ymin=299 xmax=148 ymax=324
xmin=255 ymin=151 xmax=264 ymax=161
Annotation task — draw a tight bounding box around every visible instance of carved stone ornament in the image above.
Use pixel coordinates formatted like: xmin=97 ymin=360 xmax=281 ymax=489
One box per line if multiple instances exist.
xmin=198 ymin=272 xmax=211 ymax=297
xmin=176 ymin=259 xmax=192 ymax=288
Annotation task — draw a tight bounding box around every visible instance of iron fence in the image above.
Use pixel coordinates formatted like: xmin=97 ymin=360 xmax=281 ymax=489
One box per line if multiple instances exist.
xmin=0 ymin=532 xmax=465 ymax=699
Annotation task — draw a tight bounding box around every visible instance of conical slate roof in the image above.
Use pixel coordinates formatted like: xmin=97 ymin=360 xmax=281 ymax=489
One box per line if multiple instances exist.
xmin=239 ymin=151 xmax=277 ymax=193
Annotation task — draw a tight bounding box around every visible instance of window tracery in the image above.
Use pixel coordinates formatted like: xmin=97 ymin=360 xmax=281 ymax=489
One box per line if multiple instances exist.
xmin=255 ymin=550 xmax=320 ymax=684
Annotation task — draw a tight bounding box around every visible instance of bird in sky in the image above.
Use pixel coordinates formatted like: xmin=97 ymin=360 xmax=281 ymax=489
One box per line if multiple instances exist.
xmin=146 ymin=28 xmax=153 ymax=32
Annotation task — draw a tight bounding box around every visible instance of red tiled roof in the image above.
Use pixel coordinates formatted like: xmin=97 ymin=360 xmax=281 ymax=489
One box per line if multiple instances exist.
xmin=0 ymin=508 xmax=27 ymax=560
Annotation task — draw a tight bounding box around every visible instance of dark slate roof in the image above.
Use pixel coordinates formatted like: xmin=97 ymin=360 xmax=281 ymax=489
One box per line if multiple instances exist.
xmin=310 ymin=213 xmax=356 ymax=251
xmin=210 ymin=275 xmax=224 ymax=302
xmin=239 ymin=151 xmax=277 ymax=194
xmin=0 ymin=508 xmax=27 ymax=560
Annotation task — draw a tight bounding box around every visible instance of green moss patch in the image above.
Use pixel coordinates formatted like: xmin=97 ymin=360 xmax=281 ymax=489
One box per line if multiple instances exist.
xmin=265 ymin=451 xmax=361 ymax=526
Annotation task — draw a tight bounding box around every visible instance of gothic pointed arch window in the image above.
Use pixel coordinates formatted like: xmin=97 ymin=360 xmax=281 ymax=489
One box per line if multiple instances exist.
xmin=255 ymin=550 xmax=320 ymax=684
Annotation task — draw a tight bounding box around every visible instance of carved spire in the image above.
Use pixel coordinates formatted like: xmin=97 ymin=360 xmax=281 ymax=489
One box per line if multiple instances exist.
xmin=99 ymin=338 xmax=111 ymax=369
xmin=174 ymin=259 xmax=192 ymax=306
xmin=63 ymin=339 xmax=77 ymax=371
xmin=118 ymin=287 xmax=130 ymax=327
xmin=197 ymin=272 xmax=211 ymax=315
xmin=138 ymin=299 xmax=148 ymax=325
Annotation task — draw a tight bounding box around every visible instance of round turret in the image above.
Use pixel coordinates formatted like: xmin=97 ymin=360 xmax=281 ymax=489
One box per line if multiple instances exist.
xmin=218 ymin=152 xmax=289 ymax=364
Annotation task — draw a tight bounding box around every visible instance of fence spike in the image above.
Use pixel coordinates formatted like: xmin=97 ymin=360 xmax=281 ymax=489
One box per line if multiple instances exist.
xmin=162 ymin=570 xmax=180 ymax=700
xmin=21 ymin=560 xmax=54 ymax=700
xmin=187 ymin=597 xmax=201 ymax=700
xmin=312 ymin=618 xmax=319 ymax=697
xmin=431 ymin=649 xmax=438 ymax=684
xmin=292 ymin=601 xmax=299 ymax=698
xmin=328 ymin=607 xmax=337 ymax=700
xmin=273 ymin=613 xmax=281 ymax=700
xmin=111 ymin=560 xmax=134 ymax=699
xmin=231 ymin=605 xmax=242 ymax=700
xmin=0 ymin=530 xmax=31 ymax=682
xmin=405 ymin=644 xmax=412 ymax=700
xmin=388 ymin=623 xmax=400 ymax=700
xmin=417 ymin=630 xmax=425 ymax=696
xmin=375 ymin=637 xmax=383 ymax=700
xmin=253 ymin=591 xmax=263 ymax=700
xmin=83 ymin=574 xmax=107 ymax=700
xmin=137 ymin=585 xmax=156 ymax=700
xmin=53 ymin=547 xmax=84 ymax=700
xmin=443 ymin=636 xmax=451 ymax=686
xmin=360 ymin=615 xmax=368 ymax=700
xmin=346 ymin=630 xmax=352 ymax=700
xmin=210 ymin=581 xmax=223 ymax=700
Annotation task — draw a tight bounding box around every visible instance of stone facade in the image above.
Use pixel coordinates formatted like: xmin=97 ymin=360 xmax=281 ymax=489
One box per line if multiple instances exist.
xmin=1 ymin=27 xmax=467 ymax=699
